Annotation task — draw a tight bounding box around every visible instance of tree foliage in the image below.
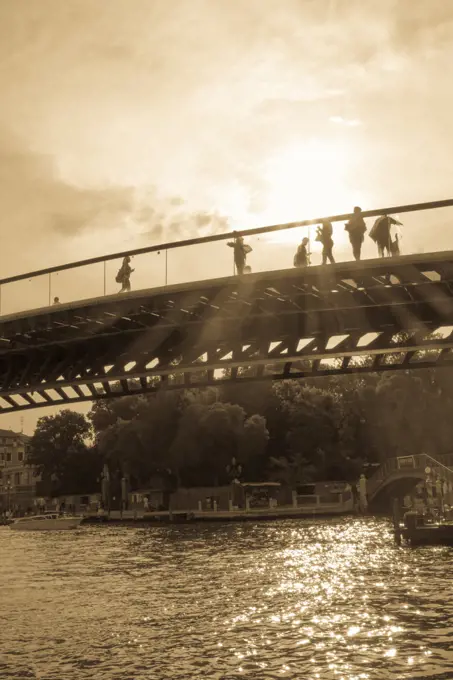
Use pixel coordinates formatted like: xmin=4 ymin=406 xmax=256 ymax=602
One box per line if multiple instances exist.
xmin=28 ymin=366 xmax=453 ymax=493
xmin=28 ymin=410 xmax=101 ymax=495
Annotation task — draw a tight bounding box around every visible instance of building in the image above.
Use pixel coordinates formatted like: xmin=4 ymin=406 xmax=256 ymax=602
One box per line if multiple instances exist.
xmin=0 ymin=429 xmax=37 ymax=513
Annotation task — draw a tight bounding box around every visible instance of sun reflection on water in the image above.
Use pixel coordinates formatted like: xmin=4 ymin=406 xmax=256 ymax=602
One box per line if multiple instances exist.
xmin=1 ymin=517 xmax=452 ymax=679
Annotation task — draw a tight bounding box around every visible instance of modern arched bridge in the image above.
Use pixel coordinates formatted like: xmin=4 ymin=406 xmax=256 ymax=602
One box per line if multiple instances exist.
xmin=1 ymin=198 xmax=453 ymax=413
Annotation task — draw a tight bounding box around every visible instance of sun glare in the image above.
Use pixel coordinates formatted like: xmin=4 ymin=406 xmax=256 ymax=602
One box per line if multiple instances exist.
xmin=260 ymin=140 xmax=365 ymax=246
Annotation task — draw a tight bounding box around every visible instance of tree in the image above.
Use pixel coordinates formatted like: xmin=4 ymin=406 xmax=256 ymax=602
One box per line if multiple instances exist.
xmin=168 ymin=401 xmax=269 ymax=486
xmin=27 ymin=410 xmax=99 ymax=494
xmin=89 ymin=390 xmax=189 ymax=489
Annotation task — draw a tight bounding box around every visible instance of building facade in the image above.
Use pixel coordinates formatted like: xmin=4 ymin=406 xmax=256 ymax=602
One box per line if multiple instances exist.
xmin=0 ymin=429 xmax=37 ymax=513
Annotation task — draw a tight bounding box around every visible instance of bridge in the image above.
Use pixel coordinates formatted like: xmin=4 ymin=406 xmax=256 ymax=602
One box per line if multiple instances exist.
xmin=367 ymin=453 xmax=453 ymax=510
xmin=1 ymin=198 xmax=453 ymax=413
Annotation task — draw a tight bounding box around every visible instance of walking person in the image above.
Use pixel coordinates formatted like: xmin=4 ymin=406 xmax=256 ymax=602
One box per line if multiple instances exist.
xmin=345 ymin=206 xmax=367 ymax=261
xmin=369 ymin=214 xmax=402 ymax=257
xmin=227 ymin=233 xmax=252 ymax=275
xmin=116 ymin=256 xmax=134 ymax=293
xmin=293 ymin=237 xmax=310 ymax=268
xmin=316 ymin=220 xmax=335 ymax=265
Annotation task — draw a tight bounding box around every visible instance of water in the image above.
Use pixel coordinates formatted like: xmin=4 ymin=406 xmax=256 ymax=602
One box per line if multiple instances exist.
xmin=1 ymin=517 xmax=452 ymax=680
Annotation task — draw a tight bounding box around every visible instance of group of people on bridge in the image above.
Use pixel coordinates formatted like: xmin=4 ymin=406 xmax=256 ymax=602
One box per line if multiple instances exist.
xmin=112 ymin=207 xmax=402 ymax=293
xmin=229 ymin=207 xmax=402 ymax=276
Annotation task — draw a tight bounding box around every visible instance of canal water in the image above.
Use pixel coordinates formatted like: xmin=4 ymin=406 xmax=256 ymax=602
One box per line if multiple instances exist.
xmin=1 ymin=517 xmax=452 ymax=680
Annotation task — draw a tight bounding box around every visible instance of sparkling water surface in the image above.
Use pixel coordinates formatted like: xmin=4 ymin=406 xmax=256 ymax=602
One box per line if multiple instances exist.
xmin=1 ymin=517 xmax=452 ymax=680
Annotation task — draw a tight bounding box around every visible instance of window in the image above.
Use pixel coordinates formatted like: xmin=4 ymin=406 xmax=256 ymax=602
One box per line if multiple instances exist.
xmin=18 ymin=452 xmax=23 ymax=462
xmin=6 ymin=453 xmax=11 ymax=462
xmin=14 ymin=472 xmax=20 ymax=486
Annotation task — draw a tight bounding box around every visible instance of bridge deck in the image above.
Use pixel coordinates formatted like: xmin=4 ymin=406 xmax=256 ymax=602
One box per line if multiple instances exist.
xmin=1 ymin=248 xmax=453 ymax=323
xmin=0 ymin=250 xmax=453 ymax=412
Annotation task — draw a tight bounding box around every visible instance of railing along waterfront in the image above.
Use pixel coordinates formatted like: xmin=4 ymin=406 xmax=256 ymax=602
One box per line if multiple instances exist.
xmin=1 ymin=198 xmax=453 ymax=317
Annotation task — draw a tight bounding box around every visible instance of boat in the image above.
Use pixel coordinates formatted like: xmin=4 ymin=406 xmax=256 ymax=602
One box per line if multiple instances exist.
xmin=9 ymin=512 xmax=83 ymax=531
xmin=399 ymin=510 xmax=453 ymax=546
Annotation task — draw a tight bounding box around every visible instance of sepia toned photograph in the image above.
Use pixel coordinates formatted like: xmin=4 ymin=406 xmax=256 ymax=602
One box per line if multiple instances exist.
xmin=1 ymin=1 xmax=453 ymax=678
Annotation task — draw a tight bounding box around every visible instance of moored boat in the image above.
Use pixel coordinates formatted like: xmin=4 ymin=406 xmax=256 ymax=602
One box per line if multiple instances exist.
xmin=9 ymin=512 xmax=83 ymax=531
xmin=400 ymin=511 xmax=453 ymax=546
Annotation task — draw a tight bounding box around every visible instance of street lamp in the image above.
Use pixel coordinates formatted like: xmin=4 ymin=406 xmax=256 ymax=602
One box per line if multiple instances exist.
xmin=4 ymin=481 xmax=12 ymax=515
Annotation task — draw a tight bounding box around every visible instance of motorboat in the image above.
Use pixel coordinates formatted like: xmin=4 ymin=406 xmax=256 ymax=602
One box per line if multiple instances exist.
xmin=9 ymin=512 xmax=83 ymax=531
xmin=396 ymin=510 xmax=453 ymax=546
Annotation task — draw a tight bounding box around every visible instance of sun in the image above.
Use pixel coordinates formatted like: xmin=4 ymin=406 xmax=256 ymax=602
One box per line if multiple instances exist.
xmin=260 ymin=139 xmax=366 ymax=246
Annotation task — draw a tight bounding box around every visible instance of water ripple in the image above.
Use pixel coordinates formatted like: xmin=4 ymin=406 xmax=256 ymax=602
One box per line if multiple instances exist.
xmin=0 ymin=517 xmax=452 ymax=679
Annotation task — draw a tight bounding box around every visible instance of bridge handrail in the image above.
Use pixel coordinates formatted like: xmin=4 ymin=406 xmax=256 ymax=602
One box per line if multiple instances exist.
xmin=1 ymin=198 xmax=453 ymax=287
xmin=424 ymin=453 xmax=453 ymax=476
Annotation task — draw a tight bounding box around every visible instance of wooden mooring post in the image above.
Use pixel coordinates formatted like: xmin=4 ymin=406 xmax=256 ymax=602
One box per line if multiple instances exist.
xmin=392 ymin=498 xmax=401 ymax=545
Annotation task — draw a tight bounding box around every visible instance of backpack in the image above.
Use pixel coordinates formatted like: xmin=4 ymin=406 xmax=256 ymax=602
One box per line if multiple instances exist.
xmin=115 ymin=266 xmax=124 ymax=283
xmin=369 ymin=216 xmax=384 ymax=242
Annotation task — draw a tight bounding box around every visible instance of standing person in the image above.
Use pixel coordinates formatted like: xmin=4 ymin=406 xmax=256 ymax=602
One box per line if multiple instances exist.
xmin=227 ymin=233 xmax=252 ymax=275
xmin=369 ymin=215 xmax=402 ymax=257
xmin=357 ymin=474 xmax=368 ymax=514
xmin=116 ymin=256 xmax=134 ymax=293
xmin=316 ymin=220 xmax=335 ymax=265
xmin=293 ymin=237 xmax=310 ymax=267
xmin=345 ymin=206 xmax=367 ymax=261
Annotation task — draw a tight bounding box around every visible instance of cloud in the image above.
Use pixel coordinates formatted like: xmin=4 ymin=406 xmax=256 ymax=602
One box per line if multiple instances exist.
xmin=329 ymin=116 xmax=361 ymax=127
xmin=1 ymin=0 xmax=453 ymax=269
xmin=0 ymin=127 xmax=231 ymax=277
xmin=0 ymin=127 xmax=134 ymax=238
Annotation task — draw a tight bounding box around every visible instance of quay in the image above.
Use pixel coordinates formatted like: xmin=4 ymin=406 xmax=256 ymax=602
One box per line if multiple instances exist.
xmin=82 ymin=502 xmax=353 ymax=526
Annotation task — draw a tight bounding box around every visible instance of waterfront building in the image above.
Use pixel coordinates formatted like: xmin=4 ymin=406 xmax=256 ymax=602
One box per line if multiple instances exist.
xmin=0 ymin=429 xmax=36 ymax=513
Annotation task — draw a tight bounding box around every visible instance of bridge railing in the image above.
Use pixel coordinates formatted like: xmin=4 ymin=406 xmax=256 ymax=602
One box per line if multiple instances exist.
xmin=1 ymin=198 xmax=453 ymax=317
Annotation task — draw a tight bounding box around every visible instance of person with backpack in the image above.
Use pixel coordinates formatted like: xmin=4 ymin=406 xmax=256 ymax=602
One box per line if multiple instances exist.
xmin=344 ymin=206 xmax=367 ymax=261
xmin=116 ymin=256 xmax=134 ymax=293
xmin=294 ymin=237 xmax=310 ymax=268
xmin=316 ymin=220 xmax=335 ymax=265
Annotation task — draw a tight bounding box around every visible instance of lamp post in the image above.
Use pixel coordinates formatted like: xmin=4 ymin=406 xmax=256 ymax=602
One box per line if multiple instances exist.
xmin=5 ymin=481 xmax=12 ymax=516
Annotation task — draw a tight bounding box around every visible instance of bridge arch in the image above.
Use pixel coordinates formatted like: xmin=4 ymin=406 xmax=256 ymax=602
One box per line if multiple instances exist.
xmin=367 ymin=454 xmax=453 ymax=511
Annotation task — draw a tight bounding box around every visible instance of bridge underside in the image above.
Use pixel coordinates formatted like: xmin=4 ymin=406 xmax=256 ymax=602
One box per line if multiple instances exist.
xmin=368 ymin=474 xmax=425 ymax=512
xmin=1 ymin=252 xmax=453 ymax=412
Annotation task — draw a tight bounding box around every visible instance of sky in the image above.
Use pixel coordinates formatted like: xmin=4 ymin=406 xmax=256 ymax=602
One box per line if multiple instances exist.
xmin=1 ymin=0 xmax=453 ymax=433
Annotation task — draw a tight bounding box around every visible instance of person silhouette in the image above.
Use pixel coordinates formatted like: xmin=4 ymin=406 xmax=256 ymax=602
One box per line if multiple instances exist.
xmin=345 ymin=207 xmax=367 ymax=261
xmin=227 ymin=233 xmax=252 ymax=275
